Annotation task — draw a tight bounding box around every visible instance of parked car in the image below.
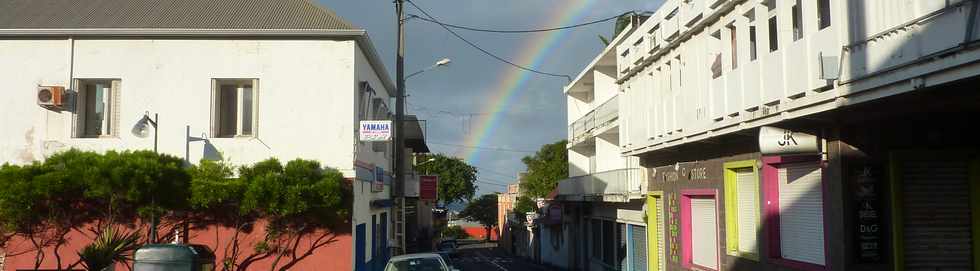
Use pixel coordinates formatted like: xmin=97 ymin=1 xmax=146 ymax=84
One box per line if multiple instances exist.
xmin=436 ymin=239 xmax=459 ymax=258
xmin=384 ymin=253 xmax=459 ymax=271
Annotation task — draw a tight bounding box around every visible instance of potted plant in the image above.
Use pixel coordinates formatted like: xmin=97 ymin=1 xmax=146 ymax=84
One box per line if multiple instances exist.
xmin=78 ymin=228 xmax=141 ymax=271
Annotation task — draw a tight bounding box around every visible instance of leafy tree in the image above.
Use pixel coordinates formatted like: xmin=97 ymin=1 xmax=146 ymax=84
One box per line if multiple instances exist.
xmin=459 ymin=194 xmax=498 ymax=241
xmin=520 ymin=140 xmax=569 ymax=198
xmin=513 ymin=196 xmax=538 ymax=214
xmin=440 ymin=225 xmax=468 ymax=240
xmin=414 ymin=154 xmax=477 ymax=204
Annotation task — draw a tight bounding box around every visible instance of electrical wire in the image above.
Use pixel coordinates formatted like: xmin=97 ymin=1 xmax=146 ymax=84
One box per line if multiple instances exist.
xmin=406 ymin=0 xmax=573 ymax=81
xmin=407 ymin=11 xmax=634 ymax=33
xmin=476 ymin=180 xmax=509 ymax=187
xmin=427 ymin=141 xmax=537 ymax=153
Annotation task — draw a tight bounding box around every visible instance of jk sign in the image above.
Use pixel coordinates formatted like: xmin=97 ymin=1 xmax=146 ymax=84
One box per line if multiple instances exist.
xmin=759 ymin=126 xmax=819 ymax=155
xmin=359 ymin=120 xmax=392 ymax=142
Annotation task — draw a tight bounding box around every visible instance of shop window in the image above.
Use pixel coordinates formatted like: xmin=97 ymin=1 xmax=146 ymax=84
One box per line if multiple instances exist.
xmin=763 ymin=156 xmax=826 ymax=269
xmin=724 ymin=161 xmax=761 ymax=260
xmin=603 ymin=220 xmax=615 ymax=266
xmin=682 ymin=189 xmax=719 ymax=270
xmin=75 ymin=79 xmax=120 ymax=138
xmin=213 ymin=79 xmax=258 ymax=138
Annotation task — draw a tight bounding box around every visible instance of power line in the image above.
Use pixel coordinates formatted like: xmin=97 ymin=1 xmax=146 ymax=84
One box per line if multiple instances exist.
xmin=408 ymin=11 xmax=633 ymax=33
xmin=476 ymin=167 xmax=518 ymax=179
xmin=427 ymin=141 xmax=537 ymax=153
xmin=405 ymin=0 xmax=573 ymax=81
xmin=475 ymin=180 xmax=509 ymax=187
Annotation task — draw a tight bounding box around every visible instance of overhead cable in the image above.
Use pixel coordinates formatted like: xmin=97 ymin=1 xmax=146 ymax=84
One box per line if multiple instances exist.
xmin=406 ymin=0 xmax=573 ymax=81
xmin=408 ymin=11 xmax=634 ymax=33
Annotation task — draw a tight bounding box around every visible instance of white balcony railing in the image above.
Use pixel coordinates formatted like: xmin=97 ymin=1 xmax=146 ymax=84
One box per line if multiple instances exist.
xmin=557 ymin=168 xmax=646 ymax=202
xmin=568 ymin=95 xmax=619 ymax=143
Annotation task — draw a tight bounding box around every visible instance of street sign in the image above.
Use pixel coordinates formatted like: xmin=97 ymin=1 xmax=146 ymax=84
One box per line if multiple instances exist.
xmin=359 ymin=120 xmax=392 ymax=142
xmin=420 ymin=175 xmax=438 ymax=201
xmin=759 ymin=126 xmax=819 ymax=155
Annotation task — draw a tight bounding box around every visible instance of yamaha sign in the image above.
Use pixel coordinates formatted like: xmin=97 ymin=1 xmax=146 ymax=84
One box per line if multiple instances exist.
xmin=359 ymin=120 xmax=392 ymax=142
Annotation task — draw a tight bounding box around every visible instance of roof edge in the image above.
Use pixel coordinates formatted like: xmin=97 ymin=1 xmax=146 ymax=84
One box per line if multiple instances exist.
xmin=563 ymin=23 xmax=636 ymax=94
xmin=0 ymin=28 xmax=396 ymax=96
xmin=0 ymin=28 xmax=367 ymax=37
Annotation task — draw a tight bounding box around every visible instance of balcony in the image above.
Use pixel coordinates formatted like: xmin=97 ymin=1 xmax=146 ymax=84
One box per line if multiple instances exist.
xmin=556 ymin=168 xmax=646 ymax=202
xmin=568 ymin=95 xmax=619 ymax=144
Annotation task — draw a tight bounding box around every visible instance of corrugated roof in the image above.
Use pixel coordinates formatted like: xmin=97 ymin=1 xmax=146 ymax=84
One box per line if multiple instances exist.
xmin=0 ymin=0 xmax=356 ymax=30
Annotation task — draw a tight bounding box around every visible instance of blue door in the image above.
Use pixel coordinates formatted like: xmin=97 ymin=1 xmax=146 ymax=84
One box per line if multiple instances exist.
xmin=355 ymin=223 xmax=366 ymax=271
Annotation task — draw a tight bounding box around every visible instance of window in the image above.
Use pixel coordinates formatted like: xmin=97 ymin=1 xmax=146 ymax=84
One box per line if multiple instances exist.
xmin=724 ymin=161 xmax=760 ymax=260
xmin=728 ymin=24 xmax=738 ymax=69
xmin=792 ymin=0 xmax=804 ymax=41
xmin=817 ymin=0 xmax=831 ymax=29
xmin=75 ymin=79 xmax=120 ymax=138
xmin=682 ymin=190 xmax=719 ymax=270
xmin=768 ymin=16 xmax=779 ymax=52
xmin=213 ymin=79 xmax=258 ymax=138
xmin=764 ymin=0 xmax=776 ymax=11
xmin=710 ymin=31 xmax=723 ymax=79
xmin=745 ymin=10 xmax=758 ymax=61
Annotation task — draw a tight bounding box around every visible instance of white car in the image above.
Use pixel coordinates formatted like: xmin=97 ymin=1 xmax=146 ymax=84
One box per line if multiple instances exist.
xmin=384 ymin=253 xmax=460 ymax=271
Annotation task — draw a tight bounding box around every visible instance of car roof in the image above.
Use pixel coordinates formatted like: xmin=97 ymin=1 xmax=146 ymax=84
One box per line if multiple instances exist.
xmin=389 ymin=253 xmax=443 ymax=261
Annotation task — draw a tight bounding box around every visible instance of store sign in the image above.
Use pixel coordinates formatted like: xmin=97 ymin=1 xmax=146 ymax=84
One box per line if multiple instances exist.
xmin=419 ymin=175 xmax=438 ymax=201
xmin=759 ymin=126 xmax=819 ymax=155
xmin=852 ymin=166 xmax=882 ymax=263
xmin=359 ymin=120 xmax=392 ymax=142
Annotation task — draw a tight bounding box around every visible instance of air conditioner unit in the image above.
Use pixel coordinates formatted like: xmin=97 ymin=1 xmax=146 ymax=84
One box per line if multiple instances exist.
xmin=37 ymin=86 xmax=65 ymax=108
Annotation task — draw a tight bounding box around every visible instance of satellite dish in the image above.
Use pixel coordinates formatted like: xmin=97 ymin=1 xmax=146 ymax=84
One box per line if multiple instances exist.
xmin=132 ymin=116 xmax=151 ymax=138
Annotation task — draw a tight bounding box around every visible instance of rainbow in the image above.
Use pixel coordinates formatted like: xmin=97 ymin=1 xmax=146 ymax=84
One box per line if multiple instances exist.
xmin=461 ymin=0 xmax=599 ymax=163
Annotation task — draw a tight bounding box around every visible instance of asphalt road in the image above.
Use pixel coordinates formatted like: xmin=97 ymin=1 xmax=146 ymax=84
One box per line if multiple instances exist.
xmin=447 ymin=241 xmax=549 ymax=271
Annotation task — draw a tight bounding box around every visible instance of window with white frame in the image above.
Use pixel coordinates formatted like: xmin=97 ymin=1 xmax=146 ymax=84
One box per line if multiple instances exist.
xmin=792 ymin=0 xmax=804 ymax=41
xmin=213 ymin=79 xmax=258 ymax=138
xmin=817 ymin=0 xmax=831 ymax=30
xmin=766 ymin=1 xmax=779 ymax=52
xmin=745 ymin=10 xmax=758 ymax=61
xmin=75 ymin=79 xmax=120 ymax=138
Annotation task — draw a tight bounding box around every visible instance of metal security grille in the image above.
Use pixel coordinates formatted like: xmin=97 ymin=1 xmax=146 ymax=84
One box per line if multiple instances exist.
xmin=778 ymin=162 xmax=825 ymax=265
xmin=632 ymin=225 xmax=648 ymax=271
xmin=619 ymin=223 xmax=628 ymax=270
xmin=736 ymin=168 xmax=759 ymax=254
xmin=902 ymin=159 xmax=973 ymax=270
xmin=691 ymin=198 xmax=719 ymax=269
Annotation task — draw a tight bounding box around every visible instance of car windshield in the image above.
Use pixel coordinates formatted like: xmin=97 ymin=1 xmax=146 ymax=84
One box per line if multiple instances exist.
xmin=385 ymin=257 xmax=447 ymax=271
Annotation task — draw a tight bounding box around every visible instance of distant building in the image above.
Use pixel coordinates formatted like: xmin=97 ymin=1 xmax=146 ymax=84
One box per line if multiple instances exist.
xmin=0 ymin=0 xmax=428 ymax=270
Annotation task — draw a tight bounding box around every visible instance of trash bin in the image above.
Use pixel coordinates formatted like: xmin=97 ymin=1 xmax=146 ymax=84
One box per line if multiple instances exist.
xmin=133 ymin=244 xmax=215 ymax=271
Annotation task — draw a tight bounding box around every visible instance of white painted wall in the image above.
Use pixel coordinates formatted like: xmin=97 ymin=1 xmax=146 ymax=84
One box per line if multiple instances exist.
xmin=614 ymin=0 xmax=980 ymax=154
xmin=0 ymin=36 xmax=396 ymax=265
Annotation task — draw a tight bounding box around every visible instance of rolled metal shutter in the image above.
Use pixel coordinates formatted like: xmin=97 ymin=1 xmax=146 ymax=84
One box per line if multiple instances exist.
xmin=657 ymin=198 xmax=666 ymax=271
xmin=632 ymin=225 xmax=648 ymax=271
xmin=902 ymin=159 xmax=972 ymax=270
xmin=778 ymin=162 xmax=825 ymax=265
xmin=619 ymin=223 xmax=628 ymax=270
xmin=691 ymin=198 xmax=719 ymax=269
xmin=736 ymin=168 xmax=759 ymax=254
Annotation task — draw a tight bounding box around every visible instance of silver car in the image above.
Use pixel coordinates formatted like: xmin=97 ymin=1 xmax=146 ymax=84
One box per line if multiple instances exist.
xmin=384 ymin=253 xmax=460 ymax=271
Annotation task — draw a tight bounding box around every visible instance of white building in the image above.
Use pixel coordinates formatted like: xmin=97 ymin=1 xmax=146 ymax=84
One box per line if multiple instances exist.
xmin=0 ymin=0 xmax=427 ymax=270
xmin=556 ymin=0 xmax=980 ymax=271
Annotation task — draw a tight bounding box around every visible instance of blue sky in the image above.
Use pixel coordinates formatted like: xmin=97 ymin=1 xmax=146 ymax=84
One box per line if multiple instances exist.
xmin=321 ymin=0 xmax=663 ymax=196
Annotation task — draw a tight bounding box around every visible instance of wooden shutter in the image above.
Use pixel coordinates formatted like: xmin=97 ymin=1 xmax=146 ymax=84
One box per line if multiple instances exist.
xmin=736 ymin=168 xmax=759 ymax=254
xmin=902 ymin=159 xmax=973 ymax=270
xmin=691 ymin=198 xmax=719 ymax=269
xmin=632 ymin=225 xmax=647 ymax=271
xmin=778 ymin=162 xmax=825 ymax=265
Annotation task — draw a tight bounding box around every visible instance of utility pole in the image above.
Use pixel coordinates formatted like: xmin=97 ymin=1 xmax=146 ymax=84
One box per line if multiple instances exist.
xmin=393 ymin=0 xmax=407 ymax=255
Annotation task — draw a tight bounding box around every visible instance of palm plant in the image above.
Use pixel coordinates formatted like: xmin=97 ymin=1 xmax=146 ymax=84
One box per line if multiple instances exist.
xmin=78 ymin=227 xmax=142 ymax=271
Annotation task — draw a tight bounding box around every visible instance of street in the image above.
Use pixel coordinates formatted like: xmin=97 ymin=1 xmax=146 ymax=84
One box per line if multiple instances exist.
xmin=448 ymin=241 xmax=549 ymax=271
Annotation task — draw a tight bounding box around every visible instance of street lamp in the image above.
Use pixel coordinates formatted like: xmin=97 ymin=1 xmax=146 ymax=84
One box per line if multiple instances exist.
xmin=132 ymin=112 xmax=160 ymax=243
xmin=406 ymin=58 xmax=452 ymax=79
